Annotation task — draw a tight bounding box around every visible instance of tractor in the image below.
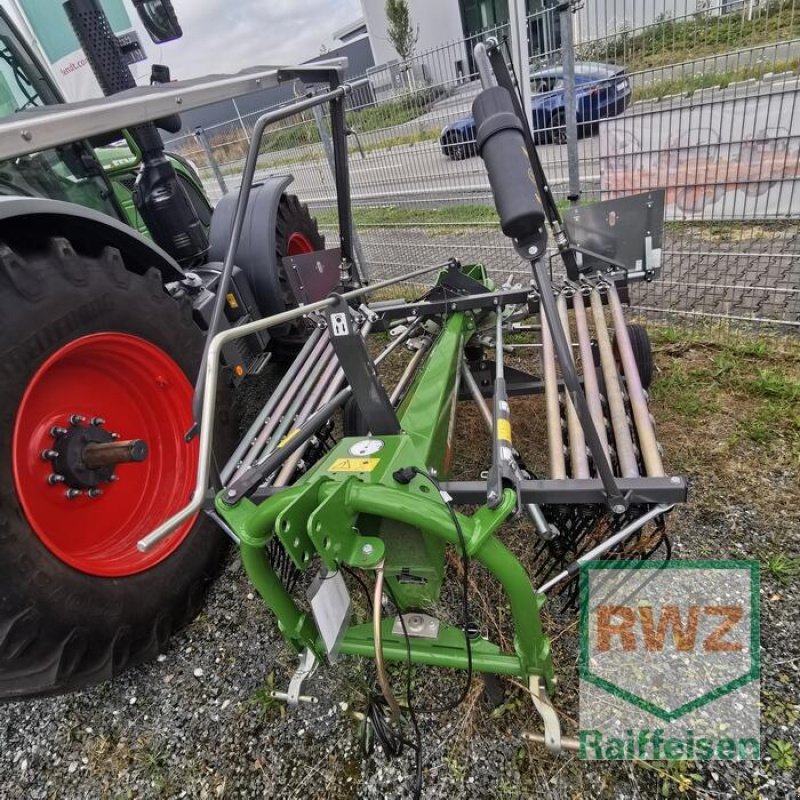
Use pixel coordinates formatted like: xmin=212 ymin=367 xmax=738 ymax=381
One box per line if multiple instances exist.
xmin=0 ymin=0 xmax=332 ymax=698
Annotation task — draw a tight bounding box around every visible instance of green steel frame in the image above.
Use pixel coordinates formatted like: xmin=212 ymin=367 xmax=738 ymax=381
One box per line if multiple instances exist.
xmin=215 ymin=272 xmax=556 ymax=691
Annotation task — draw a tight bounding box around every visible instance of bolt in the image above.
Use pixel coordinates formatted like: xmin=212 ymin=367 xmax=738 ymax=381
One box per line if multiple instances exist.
xmin=20 ymin=129 xmax=32 ymax=141
xmin=91 ymin=417 xmax=105 ymax=426
xmin=670 ymin=476 xmax=681 ymax=485
xmin=226 ymin=489 xmax=237 ymax=499
xmin=528 ymin=245 xmax=538 ymax=256
xmin=361 ymin=543 xmax=374 ymax=556
xmin=428 ymin=467 xmax=438 ymax=478
xmin=487 ymin=490 xmax=499 ymax=502
xmin=612 ymin=503 xmax=625 ymax=514
xmin=50 ymin=426 xmax=68 ymax=437
xmin=47 ymin=474 xmax=65 ymax=485
xmin=65 ymin=489 xmax=82 ymax=500
xmin=41 ymin=449 xmax=59 ymax=461
xmin=88 ymin=488 xmax=103 ymax=498
xmin=69 ymin=414 xmax=85 ymax=425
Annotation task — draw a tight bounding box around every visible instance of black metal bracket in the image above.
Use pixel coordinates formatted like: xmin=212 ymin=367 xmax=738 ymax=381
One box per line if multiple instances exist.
xmin=371 ymin=287 xmax=530 ymax=323
xmin=324 ymin=295 xmax=400 ymax=435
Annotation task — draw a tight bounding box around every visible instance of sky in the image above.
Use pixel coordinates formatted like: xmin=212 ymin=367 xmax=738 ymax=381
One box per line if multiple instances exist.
xmin=1 ymin=0 xmax=365 ymax=81
xmin=149 ymin=0 xmax=364 ymax=80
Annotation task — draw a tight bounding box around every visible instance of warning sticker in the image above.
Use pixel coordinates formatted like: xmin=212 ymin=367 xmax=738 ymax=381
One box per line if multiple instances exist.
xmin=330 ymin=312 xmax=349 ymax=337
xmin=328 ymin=457 xmax=380 ymax=473
xmin=497 ymin=418 xmax=512 ymax=444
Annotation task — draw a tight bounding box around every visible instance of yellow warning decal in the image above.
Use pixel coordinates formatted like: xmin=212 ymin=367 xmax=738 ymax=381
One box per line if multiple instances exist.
xmin=497 ymin=419 xmax=512 ymax=443
xmin=277 ymin=428 xmax=302 ymax=448
xmin=329 ymin=457 xmax=380 ymax=473
xmin=226 ymin=292 xmax=239 ymax=309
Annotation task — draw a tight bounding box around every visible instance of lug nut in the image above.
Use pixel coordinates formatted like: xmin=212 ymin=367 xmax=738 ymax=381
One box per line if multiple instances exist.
xmin=40 ymin=449 xmax=59 ymax=461
xmin=65 ymin=488 xmax=82 ymax=499
xmin=70 ymin=414 xmax=86 ymax=425
xmin=88 ymin=488 xmax=103 ymax=498
xmin=50 ymin=426 xmax=68 ymax=437
xmin=91 ymin=417 xmax=105 ymax=426
xmin=47 ymin=474 xmax=65 ymax=485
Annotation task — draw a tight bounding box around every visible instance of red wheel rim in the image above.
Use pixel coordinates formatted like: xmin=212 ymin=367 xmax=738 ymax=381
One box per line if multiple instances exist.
xmin=287 ymin=231 xmax=315 ymax=256
xmin=12 ymin=333 xmax=198 ymax=577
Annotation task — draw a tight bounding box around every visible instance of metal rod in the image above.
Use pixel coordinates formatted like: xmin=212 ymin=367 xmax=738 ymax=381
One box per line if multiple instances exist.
xmin=258 ymin=343 xmax=338 ymax=462
xmin=571 ymin=290 xmax=610 ymax=469
xmin=536 ymin=504 xmax=673 ymax=594
xmin=540 ymin=302 xmax=566 ymax=480
xmin=274 ymin=321 xmax=373 ymax=484
xmin=138 ymin=260 xmax=453 ymax=552
xmin=221 ymin=326 xmax=324 ymax=483
xmin=557 ymin=293 xmax=589 ymax=479
xmin=389 ymin=338 xmax=431 ymax=405
xmin=533 ymin=261 xmax=624 ymax=508
xmin=82 ymin=439 xmax=147 ymax=469
xmin=230 ymin=334 xmax=333 ymax=480
xmin=374 ymin=319 xmax=423 ymax=366
xmin=193 ymin=127 xmax=228 ymax=196
xmin=606 ymin=284 xmax=665 ymax=477
xmin=559 ymin=1 xmax=581 ymax=204
xmin=461 ymin=360 xmax=493 ymax=430
xmin=473 ymin=42 xmax=497 ymax=90
xmin=374 ymin=562 xmax=406 ymax=721
xmin=523 ymin=732 xmax=580 ymax=752
xmin=589 ymin=288 xmax=639 ymax=479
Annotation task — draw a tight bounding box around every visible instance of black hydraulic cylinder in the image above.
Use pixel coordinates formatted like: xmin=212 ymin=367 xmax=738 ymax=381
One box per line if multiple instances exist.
xmin=472 ymin=86 xmax=548 ymax=259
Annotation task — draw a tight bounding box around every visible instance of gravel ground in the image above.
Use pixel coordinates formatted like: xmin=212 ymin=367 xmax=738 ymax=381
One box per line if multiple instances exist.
xmin=1 ymin=332 xmax=799 ymax=799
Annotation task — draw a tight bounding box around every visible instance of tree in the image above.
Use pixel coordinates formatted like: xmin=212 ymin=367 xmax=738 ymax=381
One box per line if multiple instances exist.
xmin=385 ymin=0 xmax=418 ymax=61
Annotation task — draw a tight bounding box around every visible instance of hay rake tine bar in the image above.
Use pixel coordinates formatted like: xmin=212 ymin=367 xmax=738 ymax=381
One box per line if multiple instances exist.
xmin=537 ymin=504 xmax=674 ymax=594
xmin=590 ymin=285 xmax=639 ymax=479
xmin=221 ymin=326 xmax=325 ymax=484
xmin=137 ymin=261 xmax=452 ymax=552
xmin=540 ymin=301 xmax=566 ymax=481
xmin=606 ymin=282 xmax=665 ymax=477
xmin=556 ymin=292 xmax=589 ymax=480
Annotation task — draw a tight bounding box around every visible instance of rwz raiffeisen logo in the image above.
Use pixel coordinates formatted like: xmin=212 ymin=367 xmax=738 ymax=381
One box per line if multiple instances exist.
xmin=579 ymin=560 xmax=760 ymax=760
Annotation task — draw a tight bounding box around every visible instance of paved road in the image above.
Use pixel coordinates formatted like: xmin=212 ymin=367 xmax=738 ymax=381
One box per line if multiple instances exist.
xmin=201 ymin=73 xmax=800 ymax=211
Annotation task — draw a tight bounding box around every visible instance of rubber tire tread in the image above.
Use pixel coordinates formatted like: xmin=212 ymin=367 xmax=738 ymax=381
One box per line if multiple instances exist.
xmin=0 ymin=237 xmax=233 ymax=700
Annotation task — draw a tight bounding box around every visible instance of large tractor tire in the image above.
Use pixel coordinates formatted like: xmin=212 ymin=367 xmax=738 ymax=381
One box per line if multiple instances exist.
xmin=270 ymin=194 xmax=325 ymax=360
xmin=0 ymin=237 xmax=233 ymax=699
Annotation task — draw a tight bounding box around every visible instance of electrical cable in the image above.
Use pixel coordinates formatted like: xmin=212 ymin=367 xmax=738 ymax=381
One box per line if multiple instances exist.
xmin=392 ymin=466 xmax=474 ymax=713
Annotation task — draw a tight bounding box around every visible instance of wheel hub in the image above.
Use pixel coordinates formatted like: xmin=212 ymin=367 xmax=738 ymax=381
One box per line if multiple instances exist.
xmin=44 ymin=415 xmax=148 ymax=496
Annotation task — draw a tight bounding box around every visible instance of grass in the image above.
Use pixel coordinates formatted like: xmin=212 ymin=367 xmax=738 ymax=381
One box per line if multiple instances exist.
xmin=764 ymin=552 xmax=800 ymax=584
xmin=767 ymin=739 xmax=797 ymax=771
xmin=584 ymin=0 xmax=800 ymax=73
xmin=647 ymin=327 xmax=800 ymax=523
xmin=633 ymin=57 xmax=800 ymax=102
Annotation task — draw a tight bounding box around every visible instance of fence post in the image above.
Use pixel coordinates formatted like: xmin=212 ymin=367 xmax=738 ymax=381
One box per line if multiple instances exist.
xmin=508 ymin=0 xmax=533 ymax=127
xmin=559 ymin=1 xmax=581 ymax=205
xmin=231 ymin=97 xmax=251 ymax=144
xmin=310 ymin=103 xmax=370 ymax=283
xmin=193 ymin=126 xmax=228 ymax=196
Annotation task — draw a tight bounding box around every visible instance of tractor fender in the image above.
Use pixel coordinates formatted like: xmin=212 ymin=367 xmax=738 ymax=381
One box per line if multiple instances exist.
xmin=0 ymin=196 xmax=185 ymax=282
xmin=207 ymin=175 xmax=293 ymax=318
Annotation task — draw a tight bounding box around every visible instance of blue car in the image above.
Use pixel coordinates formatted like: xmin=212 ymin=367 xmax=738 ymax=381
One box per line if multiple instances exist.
xmin=440 ymin=62 xmax=631 ymax=159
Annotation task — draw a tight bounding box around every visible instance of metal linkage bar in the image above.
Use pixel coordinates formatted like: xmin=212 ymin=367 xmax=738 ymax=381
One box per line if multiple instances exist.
xmin=437 ymin=478 xmax=687 ymax=507
xmin=0 ymin=60 xmax=346 ymax=161
xmin=372 ymin=288 xmax=530 ymax=322
xmin=540 ymin=301 xmax=566 ymax=480
xmin=606 ymin=282 xmax=665 ymax=478
xmin=137 ymin=261 xmax=453 ymax=552
xmin=534 ymin=263 xmax=624 ymax=509
xmin=556 ymin=293 xmax=589 ymax=480
xmin=221 ymin=326 xmax=324 ymax=483
xmin=589 ymin=285 xmax=639 ymax=479
xmin=571 ymin=289 xmax=610 ymax=468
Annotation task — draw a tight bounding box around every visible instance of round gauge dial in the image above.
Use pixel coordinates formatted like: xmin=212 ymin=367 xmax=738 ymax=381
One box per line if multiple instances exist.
xmin=348 ymin=439 xmax=384 ymax=456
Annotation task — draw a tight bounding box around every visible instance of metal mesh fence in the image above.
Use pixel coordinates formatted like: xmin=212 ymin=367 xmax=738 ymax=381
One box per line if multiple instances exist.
xmin=167 ymin=1 xmax=800 ymax=334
